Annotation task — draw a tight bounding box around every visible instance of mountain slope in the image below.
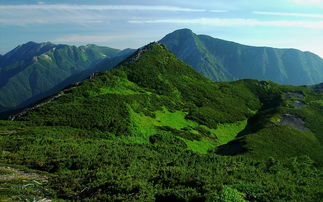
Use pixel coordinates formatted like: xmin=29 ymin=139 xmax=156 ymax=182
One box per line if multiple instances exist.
xmin=1 ymin=42 xmax=322 ymax=201
xmin=14 ymin=43 xmax=258 ymax=134
xmin=160 ymin=29 xmax=323 ymax=85
xmin=0 ymin=42 xmax=121 ymax=112
xmin=0 ymin=41 xmax=62 ymax=68
xmin=12 ymin=42 xmax=323 ymax=162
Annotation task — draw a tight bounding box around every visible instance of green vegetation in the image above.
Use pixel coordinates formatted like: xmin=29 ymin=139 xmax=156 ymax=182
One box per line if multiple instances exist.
xmin=214 ymin=120 xmax=247 ymax=145
xmin=160 ymin=28 xmax=323 ymax=85
xmin=0 ymin=42 xmax=322 ymax=201
xmin=0 ymin=123 xmax=322 ymax=201
xmin=0 ymin=42 xmax=121 ymax=113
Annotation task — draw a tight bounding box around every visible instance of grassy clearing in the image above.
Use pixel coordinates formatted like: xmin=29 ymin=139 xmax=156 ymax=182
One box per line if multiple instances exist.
xmin=214 ymin=120 xmax=248 ymax=145
xmin=127 ymin=107 xmax=247 ymax=154
xmin=154 ymin=109 xmax=197 ymax=129
xmin=126 ymin=107 xmax=198 ymax=144
xmin=181 ymin=138 xmax=217 ymax=154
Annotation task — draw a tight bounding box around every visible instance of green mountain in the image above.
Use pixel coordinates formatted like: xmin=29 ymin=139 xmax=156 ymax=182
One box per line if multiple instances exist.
xmin=2 ymin=29 xmax=322 ymax=115
xmin=0 ymin=41 xmax=61 ymax=67
xmin=0 ymin=42 xmax=121 ymax=112
xmin=160 ymin=29 xmax=323 ymax=85
xmin=1 ymin=43 xmax=322 ymax=201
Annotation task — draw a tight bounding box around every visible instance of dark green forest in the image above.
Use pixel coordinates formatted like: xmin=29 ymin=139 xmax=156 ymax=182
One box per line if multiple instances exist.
xmin=0 ymin=43 xmax=322 ymax=201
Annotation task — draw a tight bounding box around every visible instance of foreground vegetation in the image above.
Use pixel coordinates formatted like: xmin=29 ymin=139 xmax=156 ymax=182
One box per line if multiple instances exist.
xmin=0 ymin=43 xmax=322 ymax=201
xmin=1 ymin=123 xmax=322 ymax=201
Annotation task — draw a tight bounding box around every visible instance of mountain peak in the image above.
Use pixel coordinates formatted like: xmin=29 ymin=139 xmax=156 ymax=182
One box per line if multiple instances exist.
xmin=0 ymin=41 xmax=65 ymax=67
xmin=161 ymin=28 xmax=195 ymax=41
xmin=24 ymin=41 xmax=38 ymax=46
xmin=173 ymin=28 xmax=193 ymax=34
xmin=122 ymin=41 xmax=163 ymax=63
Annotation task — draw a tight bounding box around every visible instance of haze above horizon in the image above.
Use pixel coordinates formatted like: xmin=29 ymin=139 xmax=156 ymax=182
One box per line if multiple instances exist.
xmin=0 ymin=0 xmax=322 ymax=58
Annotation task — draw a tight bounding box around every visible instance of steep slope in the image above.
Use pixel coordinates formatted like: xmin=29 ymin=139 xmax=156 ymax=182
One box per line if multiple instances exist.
xmin=160 ymin=29 xmax=323 ymax=85
xmin=14 ymin=42 xmax=259 ymax=137
xmin=0 ymin=41 xmax=62 ymax=68
xmin=158 ymin=29 xmax=231 ymax=81
xmin=12 ymin=42 xmax=323 ymax=162
xmin=1 ymin=42 xmax=322 ymax=201
xmin=0 ymin=42 xmax=121 ymax=112
xmin=7 ymin=48 xmax=136 ymax=117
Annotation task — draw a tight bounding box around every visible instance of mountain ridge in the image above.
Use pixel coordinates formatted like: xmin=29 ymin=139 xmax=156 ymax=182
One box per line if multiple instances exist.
xmin=1 ymin=29 xmax=323 ymax=116
xmin=160 ymin=28 xmax=323 ymax=85
xmin=1 ymin=42 xmax=322 ymax=201
xmin=0 ymin=41 xmax=122 ymax=112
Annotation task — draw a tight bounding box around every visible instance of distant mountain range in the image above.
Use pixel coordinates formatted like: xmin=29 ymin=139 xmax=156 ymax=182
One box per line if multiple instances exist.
xmin=160 ymin=29 xmax=323 ymax=85
xmin=1 ymin=42 xmax=322 ymax=200
xmin=0 ymin=29 xmax=322 ymax=114
xmin=0 ymin=42 xmax=132 ymax=114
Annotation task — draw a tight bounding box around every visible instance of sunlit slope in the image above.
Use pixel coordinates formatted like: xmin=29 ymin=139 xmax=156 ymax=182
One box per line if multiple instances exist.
xmin=13 ymin=43 xmax=323 ymax=162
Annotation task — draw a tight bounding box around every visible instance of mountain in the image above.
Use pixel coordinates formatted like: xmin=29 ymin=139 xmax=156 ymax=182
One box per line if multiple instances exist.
xmin=2 ymin=29 xmax=322 ymax=114
xmin=160 ymin=29 xmax=323 ymax=85
xmin=1 ymin=42 xmax=322 ymax=201
xmin=0 ymin=42 xmax=121 ymax=112
xmin=0 ymin=41 xmax=62 ymax=67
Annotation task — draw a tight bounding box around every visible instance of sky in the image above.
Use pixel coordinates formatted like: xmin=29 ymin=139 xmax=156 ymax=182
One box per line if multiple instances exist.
xmin=0 ymin=0 xmax=323 ymax=58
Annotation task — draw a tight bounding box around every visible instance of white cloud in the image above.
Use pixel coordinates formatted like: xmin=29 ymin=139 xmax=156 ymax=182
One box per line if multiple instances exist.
xmin=52 ymin=34 xmax=132 ymax=43
xmin=254 ymin=11 xmax=323 ymax=19
xmin=0 ymin=4 xmax=217 ymax=26
xmin=50 ymin=33 xmax=159 ymax=49
xmin=128 ymin=18 xmax=323 ymax=29
xmin=291 ymin=0 xmax=323 ymax=5
xmin=209 ymin=10 xmax=227 ymax=13
xmin=0 ymin=4 xmax=206 ymax=12
xmin=0 ymin=9 xmax=106 ymax=26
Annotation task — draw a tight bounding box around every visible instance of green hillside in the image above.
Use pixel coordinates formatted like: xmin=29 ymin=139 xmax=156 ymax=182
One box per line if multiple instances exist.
xmin=0 ymin=42 xmax=121 ymax=112
xmin=160 ymin=29 xmax=323 ymax=85
xmin=0 ymin=43 xmax=322 ymax=201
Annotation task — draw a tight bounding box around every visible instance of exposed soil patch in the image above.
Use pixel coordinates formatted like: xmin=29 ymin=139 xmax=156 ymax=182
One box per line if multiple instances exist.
xmin=0 ymin=166 xmax=50 ymax=201
xmin=285 ymin=92 xmax=304 ymax=99
xmin=258 ymin=80 xmax=269 ymax=87
xmin=292 ymin=100 xmax=305 ymax=108
xmin=312 ymin=83 xmax=323 ymax=93
xmin=280 ymin=114 xmax=309 ymax=131
xmin=0 ymin=166 xmax=47 ymax=182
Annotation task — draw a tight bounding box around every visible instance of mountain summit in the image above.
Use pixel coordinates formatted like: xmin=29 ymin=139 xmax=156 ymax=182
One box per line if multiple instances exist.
xmin=0 ymin=41 xmax=121 ymax=113
xmin=1 ymin=42 xmax=322 ymax=201
xmin=160 ymin=29 xmax=323 ymax=85
xmin=14 ymin=42 xmax=323 ymax=162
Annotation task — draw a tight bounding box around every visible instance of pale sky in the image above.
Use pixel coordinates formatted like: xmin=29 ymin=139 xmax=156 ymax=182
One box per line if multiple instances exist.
xmin=0 ymin=0 xmax=322 ymax=58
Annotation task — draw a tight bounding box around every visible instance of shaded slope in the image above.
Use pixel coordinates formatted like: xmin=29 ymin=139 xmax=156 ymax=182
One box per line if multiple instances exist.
xmin=9 ymin=48 xmax=136 ymax=117
xmin=0 ymin=42 xmax=121 ymax=111
xmin=160 ymin=29 xmax=323 ymax=85
xmin=0 ymin=41 xmax=62 ymax=67
xmin=159 ymin=29 xmax=231 ymax=81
